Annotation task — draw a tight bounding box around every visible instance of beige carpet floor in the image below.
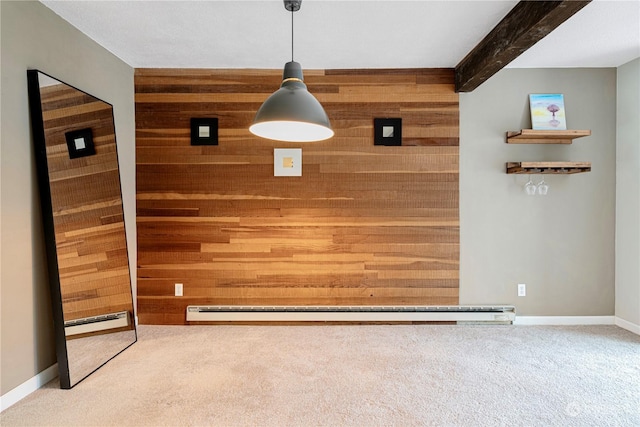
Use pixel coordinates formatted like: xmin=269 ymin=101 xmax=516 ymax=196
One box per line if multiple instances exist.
xmin=1 ymin=324 xmax=639 ymax=427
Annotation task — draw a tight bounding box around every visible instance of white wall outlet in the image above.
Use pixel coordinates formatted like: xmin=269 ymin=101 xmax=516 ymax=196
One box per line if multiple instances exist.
xmin=518 ymin=283 xmax=526 ymax=297
xmin=175 ymin=283 xmax=183 ymax=297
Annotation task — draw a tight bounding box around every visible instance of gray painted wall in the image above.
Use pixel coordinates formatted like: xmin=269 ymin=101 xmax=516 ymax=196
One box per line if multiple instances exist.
xmin=616 ymin=58 xmax=640 ymax=327
xmin=0 ymin=1 xmax=135 ymax=395
xmin=460 ymin=68 xmax=617 ymax=316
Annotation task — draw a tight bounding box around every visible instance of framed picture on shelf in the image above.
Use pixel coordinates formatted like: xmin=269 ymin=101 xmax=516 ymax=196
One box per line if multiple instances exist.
xmin=529 ymin=94 xmax=567 ymax=130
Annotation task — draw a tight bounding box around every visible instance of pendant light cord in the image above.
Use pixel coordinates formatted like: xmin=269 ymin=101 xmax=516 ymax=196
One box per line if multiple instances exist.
xmin=291 ymin=8 xmax=294 ymax=62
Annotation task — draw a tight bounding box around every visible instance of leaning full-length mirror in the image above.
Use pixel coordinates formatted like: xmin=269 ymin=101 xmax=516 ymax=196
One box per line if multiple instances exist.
xmin=27 ymin=70 xmax=136 ymax=389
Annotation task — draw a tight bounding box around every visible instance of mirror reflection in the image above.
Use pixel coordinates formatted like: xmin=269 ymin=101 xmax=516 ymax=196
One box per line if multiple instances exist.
xmin=27 ymin=70 xmax=136 ymax=389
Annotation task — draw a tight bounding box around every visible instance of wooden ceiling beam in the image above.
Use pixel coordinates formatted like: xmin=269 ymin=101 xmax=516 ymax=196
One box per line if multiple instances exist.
xmin=454 ymin=0 xmax=591 ymax=93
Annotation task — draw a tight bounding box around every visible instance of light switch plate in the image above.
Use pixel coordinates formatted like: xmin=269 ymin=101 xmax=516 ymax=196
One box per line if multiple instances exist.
xmin=175 ymin=283 xmax=183 ymax=297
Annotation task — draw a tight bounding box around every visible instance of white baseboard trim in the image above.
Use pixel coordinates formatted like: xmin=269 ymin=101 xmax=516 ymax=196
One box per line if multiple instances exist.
xmin=0 ymin=364 xmax=58 ymax=412
xmin=615 ymin=317 xmax=640 ymax=335
xmin=513 ymin=316 xmax=615 ymax=326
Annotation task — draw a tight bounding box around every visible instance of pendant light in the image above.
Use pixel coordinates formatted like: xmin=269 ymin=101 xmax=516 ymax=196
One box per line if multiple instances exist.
xmin=249 ymin=0 xmax=333 ymax=142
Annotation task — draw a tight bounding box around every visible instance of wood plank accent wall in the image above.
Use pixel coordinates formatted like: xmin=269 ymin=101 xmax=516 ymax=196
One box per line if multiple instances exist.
xmin=135 ymin=68 xmax=459 ymax=325
xmin=40 ymin=83 xmax=133 ymax=322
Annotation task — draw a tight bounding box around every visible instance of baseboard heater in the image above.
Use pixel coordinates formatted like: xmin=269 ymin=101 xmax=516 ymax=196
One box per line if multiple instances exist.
xmin=64 ymin=311 xmax=130 ymax=337
xmin=186 ymin=305 xmax=516 ymax=323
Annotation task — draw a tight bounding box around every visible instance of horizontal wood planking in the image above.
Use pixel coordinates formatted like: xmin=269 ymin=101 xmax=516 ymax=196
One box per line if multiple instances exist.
xmin=135 ymin=68 xmax=459 ymax=324
xmin=40 ymin=84 xmax=133 ymax=322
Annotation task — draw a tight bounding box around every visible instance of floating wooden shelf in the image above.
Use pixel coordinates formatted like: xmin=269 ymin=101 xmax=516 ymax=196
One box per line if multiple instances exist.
xmin=506 ymin=129 xmax=591 ymax=144
xmin=506 ymin=161 xmax=591 ymax=174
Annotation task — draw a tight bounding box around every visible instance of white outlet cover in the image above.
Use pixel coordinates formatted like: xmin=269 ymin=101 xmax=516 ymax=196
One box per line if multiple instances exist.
xmin=518 ymin=284 xmax=526 ymax=297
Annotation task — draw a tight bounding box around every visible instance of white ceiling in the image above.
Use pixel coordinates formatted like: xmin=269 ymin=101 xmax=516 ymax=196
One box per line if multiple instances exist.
xmin=41 ymin=0 xmax=640 ymax=70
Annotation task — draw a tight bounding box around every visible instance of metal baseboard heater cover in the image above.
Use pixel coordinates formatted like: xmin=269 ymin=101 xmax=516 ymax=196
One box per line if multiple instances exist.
xmin=186 ymin=305 xmax=516 ymax=323
xmin=64 ymin=311 xmax=130 ymax=336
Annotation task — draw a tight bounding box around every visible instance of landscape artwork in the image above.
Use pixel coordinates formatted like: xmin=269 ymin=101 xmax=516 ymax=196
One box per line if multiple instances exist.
xmin=529 ymin=94 xmax=567 ymax=130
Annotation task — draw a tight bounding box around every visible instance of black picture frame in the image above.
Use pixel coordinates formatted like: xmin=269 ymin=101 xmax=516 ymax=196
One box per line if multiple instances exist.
xmin=65 ymin=128 xmax=96 ymax=159
xmin=191 ymin=118 xmax=218 ymax=146
xmin=374 ymin=118 xmax=402 ymax=146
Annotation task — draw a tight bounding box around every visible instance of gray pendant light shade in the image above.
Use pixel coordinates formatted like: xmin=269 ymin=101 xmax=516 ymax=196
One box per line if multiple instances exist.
xmin=250 ymin=62 xmax=333 ymax=142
